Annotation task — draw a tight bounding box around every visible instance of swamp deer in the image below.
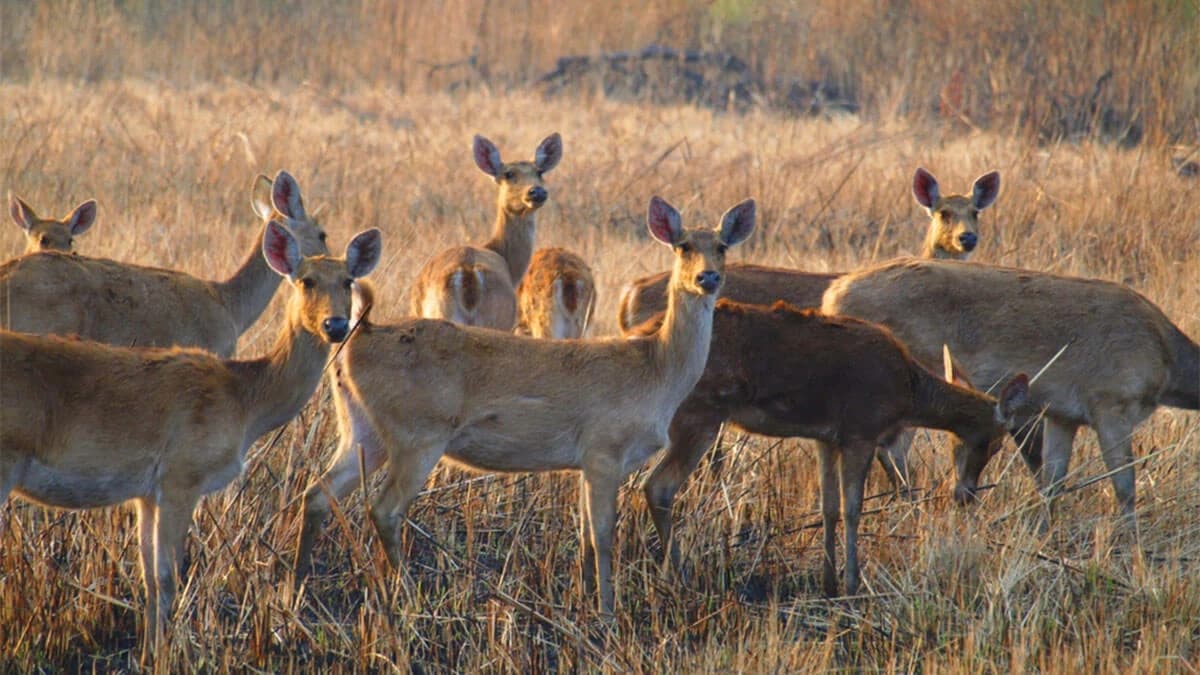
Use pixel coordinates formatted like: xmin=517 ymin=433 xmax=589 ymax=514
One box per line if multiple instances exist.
xmin=295 ymin=196 xmax=756 ymax=615
xmin=9 ymin=192 xmax=97 ymax=254
xmin=410 ymin=133 xmax=563 ymax=330
xmin=629 ymin=300 xmax=1028 ymax=596
xmin=516 ymin=246 xmax=597 ymax=338
xmin=822 ymin=258 xmax=1200 ymax=526
xmin=0 ymin=222 xmax=382 ymax=663
xmin=0 ymin=171 xmax=327 ymax=356
xmin=617 ymin=167 xmax=1000 ymax=331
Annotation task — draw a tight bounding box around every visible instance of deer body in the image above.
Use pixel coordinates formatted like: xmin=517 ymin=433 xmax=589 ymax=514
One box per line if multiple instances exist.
xmin=822 ymin=258 xmax=1199 ymax=521
xmin=297 ymin=196 xmax=756 ymax=615
xmin=410 ymin=133 xmax=562 ymax=331
xmin=633 ymin=300 xmax=1027 ymax=596
xmin=9 ymin=193 xmax=97 ymax=254
xmin=0 ymin=223 xmax=381 ymax=664
xmin=0 ymin=172 xmax=326 ymax=356
xmin=517 ymin=247 xmax=597 ymax=338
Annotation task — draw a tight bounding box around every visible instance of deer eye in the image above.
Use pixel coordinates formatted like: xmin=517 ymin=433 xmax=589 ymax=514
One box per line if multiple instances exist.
xmin=343 ymin=278 xmax=354 ymax=289
xmin=503 ymin=169 xmax=516 ymax=181
xmin=676 ymin=242 xmax=693 ymax=253
xmin=968 ymin=209 xmax=979 ymax=218
xmin=716 ymin=244 xmax=728 ymax=255
xmin=318 ymin=232 xmax=328 ymax=243
xmin=40 ymin=235 xmax=51 ymax=245
xmin=301 ymin=278 xmax=316 ymax=289
xmin=939 ymin=210 xmax=954 ymax=220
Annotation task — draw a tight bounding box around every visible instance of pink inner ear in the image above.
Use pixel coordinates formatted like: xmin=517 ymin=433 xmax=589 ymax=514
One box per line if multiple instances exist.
xmin=474 ymin=137 xmax=501 ymax=176
xmin=913 ymin=169 xmax=938 ymax=208
xmin=647 ymin=199 xmax=680 ymax=244
xmin=264 ymin=223 xmax=296 ymax=275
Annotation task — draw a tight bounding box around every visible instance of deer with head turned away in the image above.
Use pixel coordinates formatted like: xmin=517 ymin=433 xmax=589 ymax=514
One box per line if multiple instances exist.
xmin=0 ymin=171 xmax=328 ymax=357
xmin=516 ymin=246 xmax=597 ymax=339
xmin=0 ymin=222 xmax=382 ymax=664
xmin=9 ymin=192 xmax=97 ymax=254
xmin=296 ymin=196 xmax=756 ymax=616
xmin=822 ymin=258 xmax=1200 ymax=531
xmin=411 ymin=133 xmax=563 ymax=330
xmin=627 ymin=300 xmax=1028 ymax=596
xmin=618 ymin=167 xmax=1001 ymax=492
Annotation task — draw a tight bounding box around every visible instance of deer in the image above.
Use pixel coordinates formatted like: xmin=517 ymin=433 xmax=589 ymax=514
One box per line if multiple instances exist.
xmin=822 ymin=258 xmax=1200 ymax=530
xmin=9 ymin=192 xmax=97 ymax=254
xmin=617 ymin=167 xmax=1002 ymax=491
xmin=0 ymin=221 xmax=382 ymax=664
xmin=410 ymin=133 xmax=563 ymax=330
xmin=516 ymin=246 xmax=597 ymax=338
xmin=0 ymin=171 xmax=328 ymax=357
xmin=295 ymin=196 xmax=756 ymax=616
xmin=626 ymin=300 xmax=1029 ymax=596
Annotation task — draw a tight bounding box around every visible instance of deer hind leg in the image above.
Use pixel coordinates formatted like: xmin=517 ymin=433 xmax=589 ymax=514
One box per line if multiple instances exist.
xmin=296 ymin=394 xmax=389 ymax=581
xmin=368 ymin=438 xmax=445 ymax=570
xmin=840 ymin=440 xmax=875 ymax=597
xmin=876 ymin=428 xmax=915 ymax=499
xmin=817 ymin=442 xmax=841 ymax=597
xmin=1092 ymin=404 xmax=1148 ymax=530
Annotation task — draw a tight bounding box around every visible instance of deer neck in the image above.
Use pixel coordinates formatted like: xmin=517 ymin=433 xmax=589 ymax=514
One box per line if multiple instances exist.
xmin=233 ymin=306 xmax=330 ymax=444
xmin=653 ymin=276 xmax=716 ymax=404
xmin=215 ymin=226 xmax=283 ymax=334
xmin=482 ymin=205 xmax=537 ymax=286
xmin=911 ymin=370 xmax=996 ymax=441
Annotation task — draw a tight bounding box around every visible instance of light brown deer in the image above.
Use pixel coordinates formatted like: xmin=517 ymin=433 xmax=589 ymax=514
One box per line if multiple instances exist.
xmin=296 ymin=196 xmax=756 ymax=616
xmin=9 ymin=193 xmax=97 ymax=254
xmin=822 ymin=258 xmax=1200 ymax=527
xmin=627 ymin=300 xmax=1028 ymax=596
xmin=516 ymin=246 xmax=597 ymax=338
xmin=0 ymin=171 xmax=328 ymax=356
xmin=410 ymin=133 xmax=563 ymax=330
xmin=0 ymin=222 xmax=382 ymax=664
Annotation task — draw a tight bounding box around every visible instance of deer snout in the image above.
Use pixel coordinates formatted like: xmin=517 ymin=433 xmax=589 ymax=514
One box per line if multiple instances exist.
xmin=695 ymin=270 xmax=721 ymax=294
xmin=526 ymin=185 xmax=548 ymax=206
xmin=322 ymin=316 xmax=350 ymax=342
xmin=958 ymin=231 xmax=978 ymax=251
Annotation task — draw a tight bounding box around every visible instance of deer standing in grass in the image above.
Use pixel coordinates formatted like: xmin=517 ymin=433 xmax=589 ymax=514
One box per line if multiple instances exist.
xmin=627 ymin=300 xmax=1028 ymax=595
xmin=0 ymin=171 xmax=327 ymax=357
xmin=822 ymin=258 xmax=1200 ymax=528
xmin=9 ymin=193 xmax=97 ymax=254
xmin=410 ymin=133 xmax=563 ymax=330
xmin=296 ymin=196 xmax=755 ymax=615
xmin=517 ymin=246 xmax=597 ymax=338
xmin=617 ymin=167 xmax=1001 ymax=491
xmin=0 ymin=222 xmax=381 ymax=663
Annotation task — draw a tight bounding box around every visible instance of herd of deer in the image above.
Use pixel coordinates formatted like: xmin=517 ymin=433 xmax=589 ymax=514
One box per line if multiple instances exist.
xmin=1 ymin=133 xmax=1197 ymax=664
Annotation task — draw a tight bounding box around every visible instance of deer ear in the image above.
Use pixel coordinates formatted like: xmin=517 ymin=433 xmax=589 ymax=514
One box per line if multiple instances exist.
xmin=473 ymin=135 xmax=503 ymax=177
xmin=10 ymin=193 xmax=36 ymax=231
xmin=67 ymin=200 xmax=97 ymax=236
xmin=251 ymin=174 xmax=274 ymax=220
xmin=647 ymin=196 xmax=683 ymax=246
xmin=997 ymin=373 xmax=1030 ymax=421
xmin=272 ymin=171 xmax=307 ymax=220
xmin=717 ymin=199 xmax=756 ymax=247
xmin=534 ymin=132 xmax=563 ymax=173
xmin=913 ymin=167 xmax=939 ymax=209
xmin=345 ymin=228 xmax=382 ymax=278
xmin=262 ymin=220 xmax=302 ymax=278
xmin=972 ymin=171 xmax=1001 ymax=210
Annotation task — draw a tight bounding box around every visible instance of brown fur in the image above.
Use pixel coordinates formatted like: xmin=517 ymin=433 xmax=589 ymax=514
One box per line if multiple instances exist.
xmin=296 ymin=197 xmax=756 ymax=616
xmin=516 ymin=246 xmax=597 ymax=339
xmin=411 ymin=133 xmax=563 ymax=330
xmin=822 ymin=257 xmax=1200 ymax=523
xmin=632 ymin=300 xmax=1027 ymax=596
xmin=9 ymin=193 xmax=97 ymax=254
xmin=0 ymin=172 xmax=328 ymax=357
xmin=0 ymin=223 xmax=381 ymax=665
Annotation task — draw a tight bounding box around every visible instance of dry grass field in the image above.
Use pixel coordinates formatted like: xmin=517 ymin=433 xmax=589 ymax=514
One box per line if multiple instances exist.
xmin=1 ymin=1 xmax=1199 ymax=672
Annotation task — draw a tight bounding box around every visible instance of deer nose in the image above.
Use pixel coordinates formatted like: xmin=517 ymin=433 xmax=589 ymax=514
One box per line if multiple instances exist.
xmin=695 ymin=271 xmax=721 ymax=294
xmin=323 ymin=317 xmax=350 ymax=342
xmin=527 ymin=186 xmax=547 ymax=204
xmin=958 ymin=231 xmax=978 ymax=251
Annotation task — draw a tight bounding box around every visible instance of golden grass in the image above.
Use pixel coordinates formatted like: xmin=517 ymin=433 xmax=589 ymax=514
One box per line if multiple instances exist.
xmin=1 ymin=8 xmax=1199 ymax=671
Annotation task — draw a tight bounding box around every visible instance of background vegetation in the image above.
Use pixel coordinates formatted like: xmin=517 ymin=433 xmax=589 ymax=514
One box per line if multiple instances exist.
xmin=0 ymin=0 xmax=1197 ymax=671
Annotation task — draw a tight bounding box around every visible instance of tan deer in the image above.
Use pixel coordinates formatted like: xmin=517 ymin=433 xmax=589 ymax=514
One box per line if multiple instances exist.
xmin=295 ymin=196 xmax=756 ymax=616
xmin=410 ymin=133 xmax=563 ymax=330
xmin=516 ymin=247 xmax=597 ymax=338
xmin=9 ymin=193 xmax=97 ymax=254
xmin=0 ymin=222 xmax=382 ymax=664
xmin=822 ymin=258 xmax=1200 ymax=527
xmin=627 ymin=300 xmax=1028 ymax=596
xmin=0 ymin=171 xmax=328 ymax=356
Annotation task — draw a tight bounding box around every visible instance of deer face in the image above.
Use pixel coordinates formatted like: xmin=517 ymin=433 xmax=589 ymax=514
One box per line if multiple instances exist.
xmin=10 ymin=194 xmax=96 ymax=254
xmin=474 ymin=133 xmax=563 ymax=216
xmin=251 ymin=171 xmax=331 ymax=258
xmin=952 ymin=373 xmax=1029 ymax=505
xmin=913 ymin=168 xmax=1000 ymax=260
xmin=647 ymin=197 xmax=756 ymax=297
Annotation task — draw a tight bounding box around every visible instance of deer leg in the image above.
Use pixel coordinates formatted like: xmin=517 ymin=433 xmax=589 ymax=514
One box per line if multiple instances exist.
xmin=367 ymin=441 xmax=444 ymax=570
xmin=841 ymin=441 xmax=874 ymax=597
xmin=578 ymin=475 xmax=595 ymax=597
xmin=133 ymin=497 xmax=158 ymax=665
xmin=1010 ymin=415 xmax=1045 ymax=476
xmin=1036 ymin=417 xmax=1078 ymax=529
xmin=641 ymin=405 xmax=723 ymax=577
xmin=817 ymin=442 xmax=841 ymax=597
xmin=876 ymin=428 xmax=915 ymax=499
xmin=1093 ymin=409 xmax=1144 ymax=531
xmin=147 ymin=489 xmax=198 ymax=664
xmin=582 ymin=465 xmax=622 ymax=617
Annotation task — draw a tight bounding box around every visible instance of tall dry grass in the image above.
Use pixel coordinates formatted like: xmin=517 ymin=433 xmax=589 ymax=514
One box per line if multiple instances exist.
xmin=1 ymin=2 xmax=1199 ymax=672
